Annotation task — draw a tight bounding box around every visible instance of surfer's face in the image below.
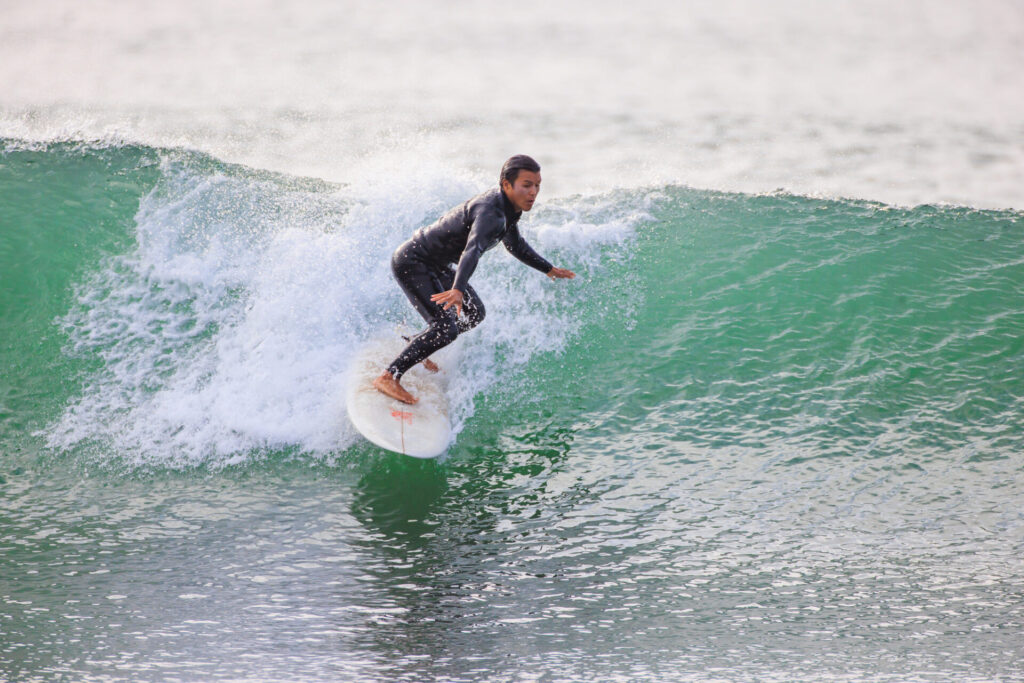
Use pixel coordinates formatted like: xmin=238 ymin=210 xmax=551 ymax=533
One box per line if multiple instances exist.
xmin=502 ymin=171 xmax=541 ymax=212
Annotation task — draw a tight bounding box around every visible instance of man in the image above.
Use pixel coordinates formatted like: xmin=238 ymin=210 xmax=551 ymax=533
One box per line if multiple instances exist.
xmin=374 ymin=155 xmax=576 ymax=404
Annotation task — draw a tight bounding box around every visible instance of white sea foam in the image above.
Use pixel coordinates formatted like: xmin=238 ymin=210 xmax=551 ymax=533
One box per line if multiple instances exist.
xmin=47 ymin=155 xmax=647 ymax=466
xmin=28 ymin=0 xmax=1021 ymax=463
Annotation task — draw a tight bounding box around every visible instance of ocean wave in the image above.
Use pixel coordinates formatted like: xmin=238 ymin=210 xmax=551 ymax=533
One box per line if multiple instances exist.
xmin=2 ymin=143 xmax=1021 ymax=470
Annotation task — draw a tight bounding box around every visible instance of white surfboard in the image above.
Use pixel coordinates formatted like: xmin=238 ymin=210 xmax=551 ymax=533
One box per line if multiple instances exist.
xmin=345 ymin=333 xmax=453 ymax=458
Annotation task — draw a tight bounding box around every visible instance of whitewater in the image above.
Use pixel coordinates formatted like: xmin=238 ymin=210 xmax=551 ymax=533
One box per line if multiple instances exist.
xmin=2 ymin=2 xmax=1024 ymax=682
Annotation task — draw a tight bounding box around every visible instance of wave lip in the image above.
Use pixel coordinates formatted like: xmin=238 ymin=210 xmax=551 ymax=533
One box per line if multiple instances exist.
xmin=6 ymin=142 xmax=1020 ymax=468
xmin=38 ymin=148 xmax=649 ymax=467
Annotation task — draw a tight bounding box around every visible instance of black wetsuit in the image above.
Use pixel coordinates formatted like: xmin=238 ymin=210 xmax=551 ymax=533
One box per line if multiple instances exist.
xmin=386 ymin=187 xmax=553 ymax=379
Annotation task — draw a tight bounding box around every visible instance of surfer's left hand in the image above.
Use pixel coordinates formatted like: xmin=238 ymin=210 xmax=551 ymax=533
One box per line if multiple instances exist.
xmin=547 ymin=267 xmax=576 ymax=280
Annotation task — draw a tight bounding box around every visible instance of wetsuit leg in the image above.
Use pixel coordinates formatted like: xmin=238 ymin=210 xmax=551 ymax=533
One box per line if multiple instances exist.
xmin=386 ymin=244 xmax=486 ymax=379
xmin=435 ymin=266 xmax=486 ymax=334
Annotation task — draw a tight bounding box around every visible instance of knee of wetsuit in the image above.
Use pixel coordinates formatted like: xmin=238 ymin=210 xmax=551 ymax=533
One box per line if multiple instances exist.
xmin=469 ymin=300 xmax=486 ymax=328
xmin=436 ymin=316 xmax=460 ymax=345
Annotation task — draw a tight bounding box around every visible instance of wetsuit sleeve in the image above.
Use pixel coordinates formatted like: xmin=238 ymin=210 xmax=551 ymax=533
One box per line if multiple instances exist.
xmin=452 ymin=207 xmax=505 ymax=294
xmin=502 ymin=223 xmax=553 ymax=274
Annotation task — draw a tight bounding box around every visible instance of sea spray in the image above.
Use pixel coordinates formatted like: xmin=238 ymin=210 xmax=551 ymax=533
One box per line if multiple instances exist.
xmin=37 ymin=145 xmax=650 ymax=466
xmin=3 ymin=141 xmax=1024 ymax=682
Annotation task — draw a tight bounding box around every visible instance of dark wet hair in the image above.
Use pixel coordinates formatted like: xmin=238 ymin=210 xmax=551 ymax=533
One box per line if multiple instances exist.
xmin=500 ymin=155 xmax=541 ymax=186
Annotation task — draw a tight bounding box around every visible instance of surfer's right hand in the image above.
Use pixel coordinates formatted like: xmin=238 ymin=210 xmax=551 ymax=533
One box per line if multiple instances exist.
xmin=430 ymin=288 xmax=464 ymax=316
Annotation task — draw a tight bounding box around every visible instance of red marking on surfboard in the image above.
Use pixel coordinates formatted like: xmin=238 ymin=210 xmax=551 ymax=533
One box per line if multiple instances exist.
xmin=391 ymin=410 xmax=414 ymax=425
xmin=390 ymin=409 xmax=412 ymax=454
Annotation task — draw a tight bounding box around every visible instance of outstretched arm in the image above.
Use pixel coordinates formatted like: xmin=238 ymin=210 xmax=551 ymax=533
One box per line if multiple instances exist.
xmin=432 ymin=266 xmax=575 ymax=315
xmin=502 ymin=223 xmax=553 ymax=274
xmin=504 ymin=226 xmax=575 ymax=281
xmin=437 ymin=218 xmax=575 ymax=315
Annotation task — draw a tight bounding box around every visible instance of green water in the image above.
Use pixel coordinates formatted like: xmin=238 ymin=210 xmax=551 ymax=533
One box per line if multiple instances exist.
xmin=1 ymin=145 xmax=159 ymax=445
xmin=2 ymin=143 xmax=1023 ymax=681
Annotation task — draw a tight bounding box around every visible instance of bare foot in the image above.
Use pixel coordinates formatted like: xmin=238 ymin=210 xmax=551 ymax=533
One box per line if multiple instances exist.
xmin=373 ymin=372 xmax=418 ymax=404
xmin=422 ymin=358 xmax=439 ymax=373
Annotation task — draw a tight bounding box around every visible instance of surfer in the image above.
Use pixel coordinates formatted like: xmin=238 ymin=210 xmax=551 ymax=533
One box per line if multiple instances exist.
xmin=374 ymin=155 xmax=576 ymax=404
